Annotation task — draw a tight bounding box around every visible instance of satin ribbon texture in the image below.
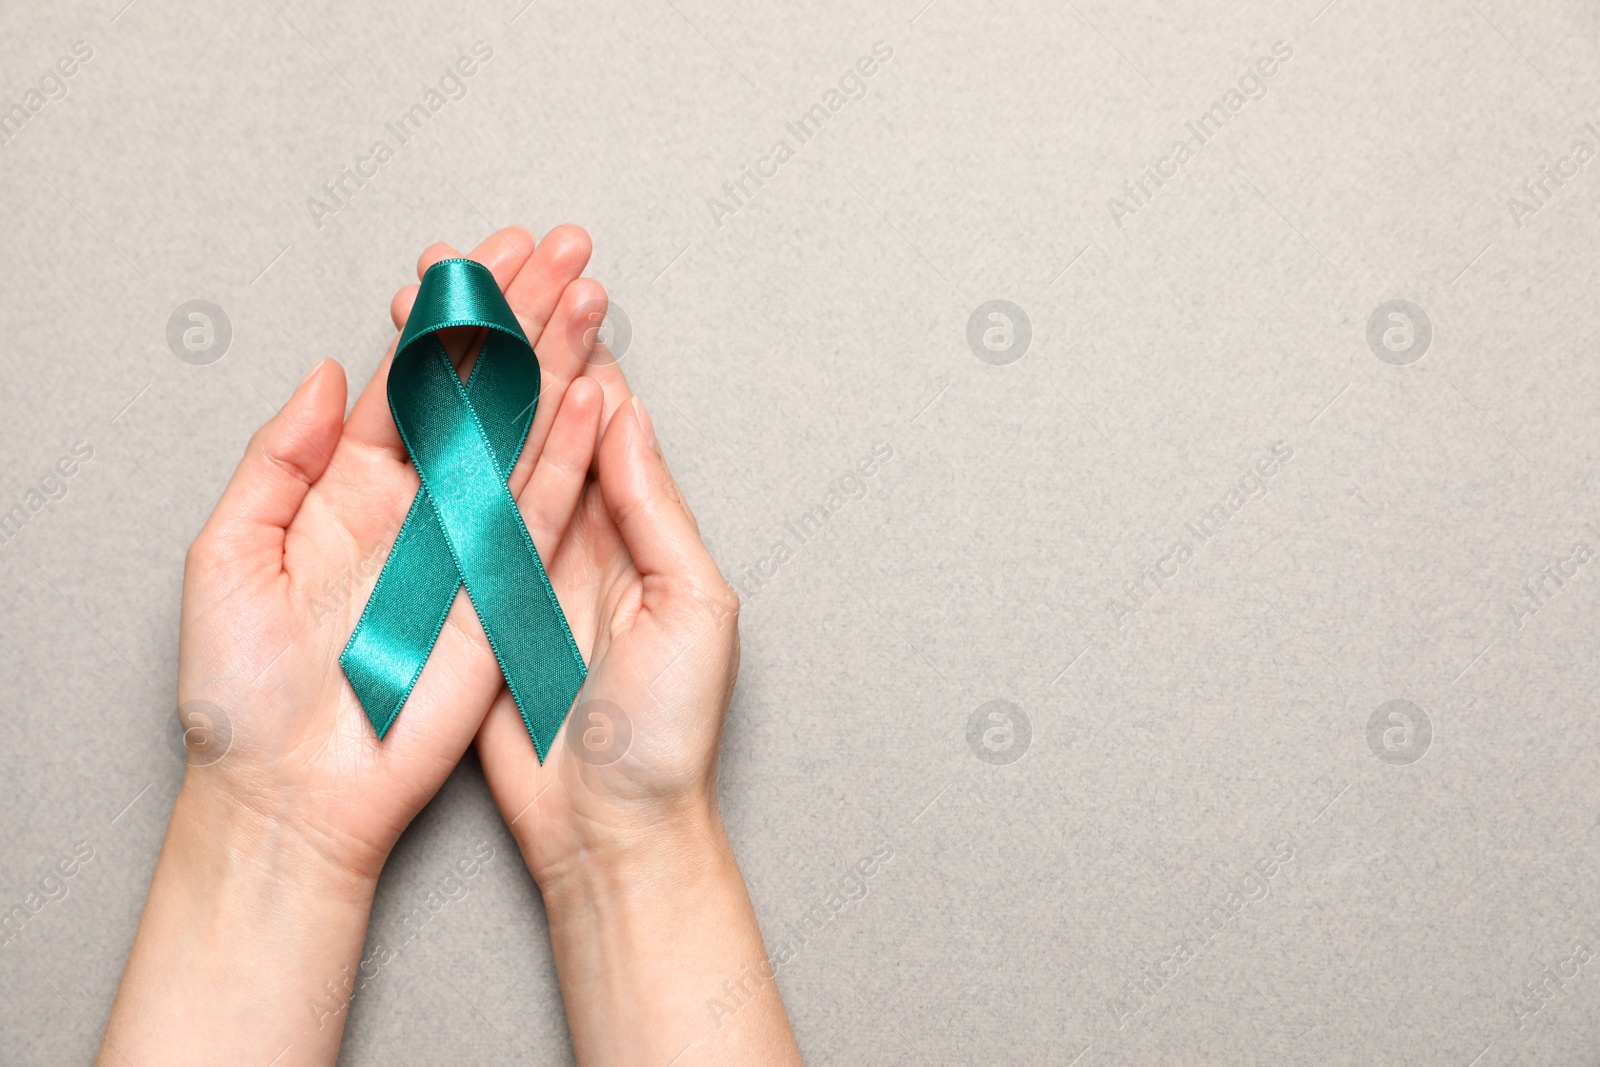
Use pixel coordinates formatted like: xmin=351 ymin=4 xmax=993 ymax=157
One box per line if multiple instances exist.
xmin=339 ymin=258 xmax=586 ymax=761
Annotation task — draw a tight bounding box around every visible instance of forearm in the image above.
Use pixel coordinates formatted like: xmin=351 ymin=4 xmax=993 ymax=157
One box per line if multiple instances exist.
xmin=100 ymin=779 xmax=377 ymax=1067
xmin=537 ymin=814 xmax=803 ymax=1066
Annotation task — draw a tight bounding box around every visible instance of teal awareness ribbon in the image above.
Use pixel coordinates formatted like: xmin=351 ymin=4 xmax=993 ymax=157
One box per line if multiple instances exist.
xmin=340 ymin=258 xmax=586 ymax=761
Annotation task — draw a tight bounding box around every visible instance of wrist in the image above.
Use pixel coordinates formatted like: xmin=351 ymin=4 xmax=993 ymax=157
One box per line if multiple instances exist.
xmin=172 ymin=773 xmax=381 ymax=910
xmin=532 ymin=798 xmax=733 ymax=914
xmin=531 ymin=801 xmax=802 ymax=1065
xmin=101 ymin=778 xmax=379 ymax=1064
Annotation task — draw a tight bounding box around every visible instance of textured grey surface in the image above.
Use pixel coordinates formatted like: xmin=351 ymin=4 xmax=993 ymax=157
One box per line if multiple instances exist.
xmin=3 ymin=0 xmax=1600 ymax=1063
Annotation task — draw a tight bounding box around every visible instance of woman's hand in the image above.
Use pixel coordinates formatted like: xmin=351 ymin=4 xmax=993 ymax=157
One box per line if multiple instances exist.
xmin=101 ymin=226 xmax=608 ymax=1067
xmin=177 ymin=225 xmax=606 ymax=884
xmin=385 ymin=234 xmax=740 ymax=889
xmin=388 ymin=242 xmax=800 ymax=1066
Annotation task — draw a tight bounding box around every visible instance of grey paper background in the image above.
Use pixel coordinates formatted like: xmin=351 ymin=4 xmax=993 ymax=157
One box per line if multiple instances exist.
xmin=3 ymin=0 xmax=1599 ymax=1063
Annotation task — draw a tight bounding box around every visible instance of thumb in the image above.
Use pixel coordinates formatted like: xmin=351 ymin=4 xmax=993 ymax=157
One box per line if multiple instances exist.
xmin=597 ymin=396 xmax=721 ymax=593
xmin=197 ymin=359 xmax=347 ymax=569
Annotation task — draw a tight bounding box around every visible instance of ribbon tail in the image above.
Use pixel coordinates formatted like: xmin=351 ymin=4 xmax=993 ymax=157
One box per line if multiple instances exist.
xmin=339 ymin=489 xmax=462 ymax=739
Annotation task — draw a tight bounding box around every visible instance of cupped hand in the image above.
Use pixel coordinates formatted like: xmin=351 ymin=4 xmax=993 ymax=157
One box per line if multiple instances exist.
xmin=386 ymin=239 xmax=743 ymax=892
xmin=178 ymin=225 xmax=607 ymax=886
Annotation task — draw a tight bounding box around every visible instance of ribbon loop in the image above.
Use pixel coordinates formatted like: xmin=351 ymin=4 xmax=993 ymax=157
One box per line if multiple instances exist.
xmin=340 ymin=258 xmax=586 ymax=760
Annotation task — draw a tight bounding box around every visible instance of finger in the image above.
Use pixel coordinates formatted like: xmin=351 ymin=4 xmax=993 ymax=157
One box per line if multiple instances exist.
xmin=505 ymin=224 xmax=591 ymax=343
xmin=489 ymin=225 xmax=597 ymax=477
xmin=476 ymin=685 xmax=536 ymax=767
xmin=582 ymin=335 xmax=635 ymax=439
xmin=416 ymin=226 xmax=534 ymax=287
xmin=529 ymin=272 xmax=633 ymax=435
xmin=346 ymin=228 xmax=533 ymax=457
xmin=337 ymin=340 xmax=406 ymax=463
xmin=510 ymin=277 xmax=610 ymax=481
xmin=197 ymin=359 xmax=347 ymax=568
xmin=536 ymin=278 xmax=634 ymax=437
xmin=390 ymin=284 xmax=418 ymax=331
xmin=515 ymin=375 xmax=601 ymax=553
xmin=517 ymin=235 xmax=630 ymax=437
xmin=597 ymin=395 xmax=718 ymax=585
xmin=533 ymin=276 xmax=605 ymax=377
xmin=514 ymin=230 xmax=635 ymax=438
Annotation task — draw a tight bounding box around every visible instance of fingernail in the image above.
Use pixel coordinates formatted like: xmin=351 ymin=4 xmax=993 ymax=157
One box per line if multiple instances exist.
xmin=632 ymin=396 xmax=657 ymax=451
xmin=297 ymin=359 xmax=324 ymax=389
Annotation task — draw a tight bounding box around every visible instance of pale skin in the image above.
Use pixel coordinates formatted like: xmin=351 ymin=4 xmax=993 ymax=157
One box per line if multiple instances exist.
xmin=98 ymin=225 xmax=803 ymax=1067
